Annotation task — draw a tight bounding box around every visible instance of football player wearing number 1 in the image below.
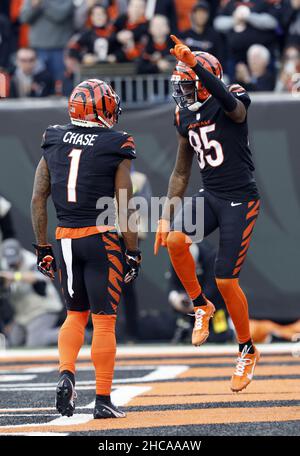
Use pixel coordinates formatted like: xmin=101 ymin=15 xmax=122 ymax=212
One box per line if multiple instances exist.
xmin=155 ymin=36 xmax=260 ymax=392
xmin=31 ymin=79 xmax=141 ymax=418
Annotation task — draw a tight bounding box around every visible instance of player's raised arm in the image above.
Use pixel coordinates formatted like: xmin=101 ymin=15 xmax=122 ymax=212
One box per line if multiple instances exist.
xmin=31 ymin=157 xmax=56 ymax=280
xmin=170 ymin=35 xmax=246 ymax=123
xmin=115 ymin=158 xmax=142 ymax=283
xmin=154 ymin=133 xmax=194 ymax=255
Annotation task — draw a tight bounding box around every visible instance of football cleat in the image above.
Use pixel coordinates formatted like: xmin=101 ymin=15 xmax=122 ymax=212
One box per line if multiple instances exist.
xmin=55 ymin=374 xmax=77 ymax=417
xmin=191 ymin=300 xmax=215 ymax=346
xmin=231 ymin=345 xmax=260 ymax=392
xmin=93 ymin=397 xmax=126 ymax=419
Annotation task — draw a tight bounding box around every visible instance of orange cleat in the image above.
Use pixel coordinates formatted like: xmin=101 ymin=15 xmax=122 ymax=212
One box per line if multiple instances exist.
xmin=191 ymin=300 xmax=215 ymax=346
xmin=231 ymin=345 xmax=260 ymax=392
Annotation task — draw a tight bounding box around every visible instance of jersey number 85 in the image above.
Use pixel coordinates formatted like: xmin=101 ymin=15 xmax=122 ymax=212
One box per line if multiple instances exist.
xmin=188 ymin=124 xmax=224 ymax=170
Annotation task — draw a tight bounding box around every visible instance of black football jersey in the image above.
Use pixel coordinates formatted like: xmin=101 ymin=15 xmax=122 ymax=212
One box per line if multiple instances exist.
xmin=41 ymin=123 xmax=136 ymax=228
xmin=174 ymin=86 xmax=260 ymax=201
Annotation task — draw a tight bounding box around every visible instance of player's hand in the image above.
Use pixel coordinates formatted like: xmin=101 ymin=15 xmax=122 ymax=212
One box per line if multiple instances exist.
xmin=32 ymin=244 xmax=57 ymax=280
xmin=154 ymin=219 xmax=170 ymax=255
xmin=170 ymin=35 xmax=197 ymax=68
xmin=124 ymin=249 xmax=142 ymax=284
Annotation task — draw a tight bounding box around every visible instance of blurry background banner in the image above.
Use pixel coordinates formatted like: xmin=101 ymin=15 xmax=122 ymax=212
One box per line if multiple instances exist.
xmin=0 ymin=94 xmax=299 ymax=321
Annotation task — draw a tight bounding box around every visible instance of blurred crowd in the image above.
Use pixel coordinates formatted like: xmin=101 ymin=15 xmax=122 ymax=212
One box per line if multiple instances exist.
xmin=0 ymin=0 xmax=300 ymax=98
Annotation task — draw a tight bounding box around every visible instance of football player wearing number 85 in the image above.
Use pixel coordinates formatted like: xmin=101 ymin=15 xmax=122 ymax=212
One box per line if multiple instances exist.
xmin=31 ymin=79 xmax=141 ymax=419
xmin=154 ymin=36 xmax=260 ymax=393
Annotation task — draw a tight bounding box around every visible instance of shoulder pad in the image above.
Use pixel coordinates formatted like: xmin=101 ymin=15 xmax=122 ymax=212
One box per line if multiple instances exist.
xmin=41 ymin=125 xmax=65 ymax=149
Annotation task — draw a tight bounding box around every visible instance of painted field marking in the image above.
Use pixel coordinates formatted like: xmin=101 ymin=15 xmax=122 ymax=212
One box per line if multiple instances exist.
xmin=0 ymin=365 xmax=189 ymax=391
xmin=0 ymin=385 xmax=152 ymax=435
xmin=0 ymin=375 xmax=36 ymax=382
xmin=0 ymin=343 xmax=297 ymax=361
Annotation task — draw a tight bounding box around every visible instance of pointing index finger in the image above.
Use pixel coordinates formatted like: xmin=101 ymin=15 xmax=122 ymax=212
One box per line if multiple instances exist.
xmin=170 ymin=34 xmax=182 ymax=46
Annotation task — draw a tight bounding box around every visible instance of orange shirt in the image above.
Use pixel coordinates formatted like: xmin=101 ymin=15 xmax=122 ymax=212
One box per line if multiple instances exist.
xmin=10 ymin=0 xmax=29 ymax=47
xmin=175 ymin=0 xmax=197 ymax=32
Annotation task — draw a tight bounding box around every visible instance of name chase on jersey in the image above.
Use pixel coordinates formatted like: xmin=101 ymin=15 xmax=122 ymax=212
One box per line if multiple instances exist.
xmin=62 ymin=132 xmax=98 ymax=146
xmin=174 ymin=87 xmax=259 ymax=201
xmin=41 ymin=123 xmax=136 ymax=228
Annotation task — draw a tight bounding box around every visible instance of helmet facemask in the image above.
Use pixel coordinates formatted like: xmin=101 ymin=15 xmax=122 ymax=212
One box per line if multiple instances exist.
xmin=98 ymin=92 xmax=122 ymax=128
xmin=171 ymin=80 xmax=198 ymax=109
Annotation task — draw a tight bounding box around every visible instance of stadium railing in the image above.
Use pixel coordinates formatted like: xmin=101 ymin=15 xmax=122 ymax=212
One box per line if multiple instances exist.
xmin=76 ymin=63 xmax=172 ymax=108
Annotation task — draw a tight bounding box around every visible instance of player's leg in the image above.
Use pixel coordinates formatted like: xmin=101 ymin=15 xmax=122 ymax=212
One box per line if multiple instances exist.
xmin=214 ymin=199 xmax=260 ymax=392
xmin=166 ymin=191 xmax=218 ymax=346
xmin=56 ymin=238 xmax=90 ymax=416
xmin=81 ymin=231 xmax=126 ymax=418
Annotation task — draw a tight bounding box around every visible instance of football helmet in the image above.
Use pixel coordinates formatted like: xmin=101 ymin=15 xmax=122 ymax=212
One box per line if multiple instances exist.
xmin=68 ymin=79 xmax=121 ymax=128
xmin=171 ymin=51 xmax=223 ymax=111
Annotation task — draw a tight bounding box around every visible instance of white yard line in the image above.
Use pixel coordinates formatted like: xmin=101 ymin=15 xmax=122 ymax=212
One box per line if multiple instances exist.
xmin=0 ymin=432 xmax=68 ymax=436
xmin=0 ymin=414 xmax=58 ymax=417
xmin=0 ymin=385 xmax=151 ymax=435
xmin=0 ymin=343 xmax=297 ymax=360
xmin=0 ymin=365 xmax=188 ymax=390
xmin=0 ymin=365 xmax=157 ymax=375
xmin=77 ymin=385 xmax=151 ymax=410
xmin=0 ymin=375 xmax=36 ymax=382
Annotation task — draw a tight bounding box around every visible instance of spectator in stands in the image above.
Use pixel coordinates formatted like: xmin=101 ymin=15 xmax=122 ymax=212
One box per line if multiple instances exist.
xmin=152 ymin=0 xmax=178 ymax=34
xmin=74 ymin=0 xmax=124 ymax=30
xmin=0 ymin=196 xmax=18 ymax=341
xmin=0 ymin=239 xmax=63 ymax=347
xmin=0 ymin=13 xmax=13 ymax=69
xmin=235 ymin=44 xmax=276 ymax=91
xmin=10 ymin=0 xmax=29 ymax=51
xmin=138 ymin=15 xmax=173 ymax=74
xmin=174 ymin=0 xmax=198 ymax=32
xmin=119 ymin=169 xmax=152 ymax=341
xmin=275 ymin=44 xmax=300 ymax=93
xmin=62 ymin=49 xmax=80 ymax=97
xmin=214 ymin=0 xmax=280 ymax=71
xmin=109 ymin=0 xmax=149 ymax=62
xmin=68 ymin=4 xmax=113 ymax=65
xmin=20 ymin=0 xmax=74 ymax=86
xmin=0 ymin=1 xmax=10 ymax=17
xmin=0 ymin=196 xmax=17 ymax=242
xmin=179 ymin=1 xmax=224 ymax=64
xmin=282 ymin=0 xmax=300 ymax=47
xmin=9 ymin=47 xmax=54 ymax=98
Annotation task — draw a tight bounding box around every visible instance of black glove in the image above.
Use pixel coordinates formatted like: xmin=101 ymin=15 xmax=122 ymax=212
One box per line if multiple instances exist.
xmin=124 ymin=249 xmax=142 ymax=284
xmin=32 ymin=243 xmax=57 ymax=280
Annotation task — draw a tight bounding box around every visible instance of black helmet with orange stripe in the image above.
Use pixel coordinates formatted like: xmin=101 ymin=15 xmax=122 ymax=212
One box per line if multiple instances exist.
xmin=68 ymin=79 xmax=121 ymax=128
xmin=171 ymin=51 xmax=223 ymax=110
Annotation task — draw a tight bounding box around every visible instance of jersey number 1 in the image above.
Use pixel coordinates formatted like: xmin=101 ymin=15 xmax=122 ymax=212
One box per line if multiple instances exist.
xmin=67 ymin=149 xmax=83 ymax=202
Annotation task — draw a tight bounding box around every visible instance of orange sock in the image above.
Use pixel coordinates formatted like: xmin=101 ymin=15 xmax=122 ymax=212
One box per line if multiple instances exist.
xmin=167 ymin=231 xmax=203 ymax=300
xmin=58 ymin=310 xmax=90 ymax=374
xmin=216 ymin=278 xmax=251 ymax=343
xmin=91 ymin=314 xmax=117 ymax=395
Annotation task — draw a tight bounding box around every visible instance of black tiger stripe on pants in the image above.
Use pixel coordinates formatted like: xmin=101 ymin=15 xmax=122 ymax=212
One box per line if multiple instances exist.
xmin=57 ymin=231 xmax=124 ymax=315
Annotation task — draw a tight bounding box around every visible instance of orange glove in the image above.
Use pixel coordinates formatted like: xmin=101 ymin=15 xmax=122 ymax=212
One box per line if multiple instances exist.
xmin=154 ymin=219 xmax=170 ymax=255
xmin=170 ymin=35 xmax=197 ymax=68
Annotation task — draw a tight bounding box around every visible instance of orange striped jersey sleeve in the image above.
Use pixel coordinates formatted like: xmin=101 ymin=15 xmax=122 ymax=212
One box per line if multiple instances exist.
xmin=118 ymin=132 xmax=136 ymax=159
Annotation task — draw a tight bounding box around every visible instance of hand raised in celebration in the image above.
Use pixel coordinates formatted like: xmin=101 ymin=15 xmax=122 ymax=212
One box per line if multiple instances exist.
xmin=170 ymin=35 xmax=197 ymax=68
